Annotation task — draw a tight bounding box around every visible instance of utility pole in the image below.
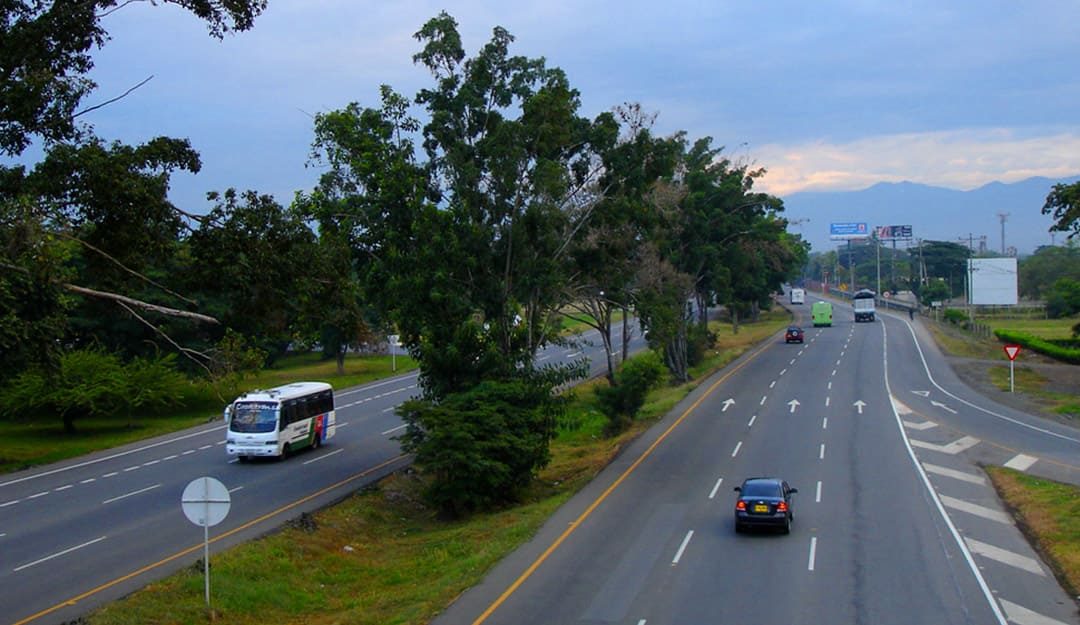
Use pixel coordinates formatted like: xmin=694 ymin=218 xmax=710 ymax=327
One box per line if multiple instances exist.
xmin=998 ymin=212 xmax=1009 ymax=255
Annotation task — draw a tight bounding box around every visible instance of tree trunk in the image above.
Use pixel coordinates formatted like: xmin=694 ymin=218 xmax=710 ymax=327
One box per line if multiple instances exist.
xmin=621 ymin=305 xmax=631 ymax=364
xmin=601 ymin=312 xmax=616 ymax=385
xmin=731 ymin=305 xmax=740 ymax=334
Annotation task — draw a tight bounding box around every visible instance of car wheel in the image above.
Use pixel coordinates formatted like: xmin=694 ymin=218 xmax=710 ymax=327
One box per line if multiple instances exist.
xmin=312 ymin=434 xmax=320 ymax=450
xmin=734 ymin=522 xmax=743 ymax=534
xmin=281 ymin=443 xmax=291 ymax=460
xmin=782 ymin=517 xmax=791 ymax=534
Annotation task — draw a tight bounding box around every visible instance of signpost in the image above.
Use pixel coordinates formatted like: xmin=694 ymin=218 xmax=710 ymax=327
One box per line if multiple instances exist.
xmin=388 ymin=334 xmax=400 ymax=371
xmin=1003 ymin=344 xmax=1021 ymax=392
xmin=182 ymin=477 xmax=231 ymax=610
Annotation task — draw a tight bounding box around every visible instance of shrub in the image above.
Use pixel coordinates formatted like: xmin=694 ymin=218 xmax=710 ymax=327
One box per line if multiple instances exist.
xmin=994 ymin=329 xmax=1080 ymax=365
xmin=943 ymin=308 xmax=968 ymax=325
xmin=686 ymin=324 xmax=716 ymax=368
xmin=397 ymin=378 xmax=563 ymax=517
xmin=595 ymin=351 xmax=665 ymax=436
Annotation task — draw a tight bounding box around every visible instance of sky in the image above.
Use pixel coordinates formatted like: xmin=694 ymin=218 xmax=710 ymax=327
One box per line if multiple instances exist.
xmin=81 ymin=1 xmax=1080 ymax=216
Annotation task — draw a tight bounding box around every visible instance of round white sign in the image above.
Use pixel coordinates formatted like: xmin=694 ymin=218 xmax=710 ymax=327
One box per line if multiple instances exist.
xmin=181 ymin=476 xmax=231 ymax=528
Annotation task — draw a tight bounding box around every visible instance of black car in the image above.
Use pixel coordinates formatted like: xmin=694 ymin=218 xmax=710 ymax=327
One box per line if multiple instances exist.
xmin=734 ymin=477 xmax=797 ymax=534
xmin=785 ymin=326 xmax=804 ymax=343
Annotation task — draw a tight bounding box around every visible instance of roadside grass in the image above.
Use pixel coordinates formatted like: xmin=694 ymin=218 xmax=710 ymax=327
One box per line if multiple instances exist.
xmin=558 ymin=309 xmax=627 ymax=336
xmin=0 ymin=353 xmax=416 ymax=474
xmin=925 ymin=321 xmax=1003 ymax=360
xmin=986 ymin=366 xmax=1080 ymax=419
xmin=985 ymin=467 xmax=1080 ymax=600
xmin=87 ymin=310 xmax=791 ymax=625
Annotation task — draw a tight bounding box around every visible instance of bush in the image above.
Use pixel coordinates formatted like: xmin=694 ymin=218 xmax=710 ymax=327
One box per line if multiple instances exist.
xmin=994 ymin=329 xmax=1080 ymax=365
xmin=943 ymin=308 xmax=968 ymax=325
xmin=595 ymin=351 xmax=665 ymax=436
xmin=397 ymin=378 xmax=562 ymax=517
xmin=686 ymin=324 xmax=716 ymax=368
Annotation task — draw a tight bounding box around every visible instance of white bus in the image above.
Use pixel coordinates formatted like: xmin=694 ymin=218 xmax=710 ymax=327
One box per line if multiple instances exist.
xmin=225 ymin=382 xmax=336 ymax=460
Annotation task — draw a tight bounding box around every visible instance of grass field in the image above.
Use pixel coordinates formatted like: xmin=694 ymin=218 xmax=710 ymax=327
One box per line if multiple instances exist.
xmin=0 ymin=352 xmax=416 ymax=474
xmin=86 ymin=311 xmax=792 ymax=625
xmin=983 ymin=316 xmax=1079 ymax=339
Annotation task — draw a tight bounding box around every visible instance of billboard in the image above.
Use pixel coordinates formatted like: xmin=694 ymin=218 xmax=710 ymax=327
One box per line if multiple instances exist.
xmin=969 ymin=258 xmax=1018 ymax=306
xmin=830 ymin=222 xmax=869 ymax=240
xmin=875 ymin=225 xmax=913 ymax=240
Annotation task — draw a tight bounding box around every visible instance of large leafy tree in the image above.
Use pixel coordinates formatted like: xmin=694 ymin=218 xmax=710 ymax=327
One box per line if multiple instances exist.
xmin=1019 ymin=243 xmax=1080 ymax=299
xmin=1043 ymin=181 xmax=1080 ymax=240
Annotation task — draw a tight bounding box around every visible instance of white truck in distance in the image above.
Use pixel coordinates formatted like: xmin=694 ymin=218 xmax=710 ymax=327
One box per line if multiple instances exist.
xmin=790 ymin=288 xmax=805 ymax=305
xmin=853 ymin=289 xmax=876 ymax=322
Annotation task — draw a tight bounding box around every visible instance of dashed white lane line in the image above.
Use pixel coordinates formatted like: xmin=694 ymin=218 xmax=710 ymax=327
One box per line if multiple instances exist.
xmin=198 ymin=445 xmax=212 ymax=451
xmin=143 ymin=460 xmax=159 ymax=467
xmin=672 ymin=530 xmax=694 ymax=565
xmin=14 ymin=536 xmax=107 ymax=572
xmin=382 ymin=424 xmax=407 ymax=436
xmin=708 ymin=477 xmax=724 ymax=499
xmin=731 ymin=442 xmax=743 ymax=458
xmin=964 ymin=537 xmax=1046 ymax=576
xmin=819 ymin=444 xmax=826 ymax=460
xmin=923 ymin=463 xmax=986 ymax=485
xmin=1004 ymin=454 xmax=1038 ymax=471
xmin=102 ymin=471 xmax=119 ymax=477
xmin=780 ymin=368 xmax=787 ymax=376
xmin=1000 ymin=599 xmax=1072 ymax=625
xmin=54 ymin=485 xmax=73 ymax=492
xmin=28 ymin=491 xmax=48 ymax=499
xmin=769 ymin=380 xmax=776 ymax=388
xmin=789 ymin=358 xmax=796 ymax=365
xmin=815 ymin=480 xmax=822 ymax=503
xmin=807 ymin=537 xmax=817 ymax=571
xmin=835 ymin=359 xmax=841 ymax=366
xmin=760 ymin=396 xmax=767 ymax=406
xmin=102 ymin=484 xmax=160 ymax=505
xmin=747 ymin=415 xmax=757 ymax=428
xmin=939 ymin=495 xmax=1011 ymax=524
xmin=827 ymin=381 xmax=832 ymax=390
xmin=122 ymin=466 xmax=139 ymax=472
xmin=163 ymin=455 xmax=178 ymax=461
xmin=824 ymin=396 xmax=830 ymax=407
xmin=181 ymin=450 xmax=196 ymax=456
xmin=80 ymin=478 xmax=95 ymax=484
xmin=822 ymin=417 xmax=828 ymax=430
xmin=909 ymin=435 xmax=980 ymax=455
xmin=302 ymin=448 xmax=344 ymax=465
xmin=831 ymin=369 xmax=837 ymax=377
xmin=1 ymin=500 xmax=19 ymax=508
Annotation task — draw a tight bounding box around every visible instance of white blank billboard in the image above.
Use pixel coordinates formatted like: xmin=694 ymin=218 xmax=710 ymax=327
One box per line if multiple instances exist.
xmin=968 ymin=258 xmax=1018 ymax=305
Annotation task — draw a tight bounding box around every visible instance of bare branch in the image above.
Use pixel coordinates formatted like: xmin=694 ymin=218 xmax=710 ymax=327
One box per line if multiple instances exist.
xmin=117 ymin=302 xmax=214 ymax=376
xmin=63 ymin=283 xmax=220 ymax=324
xmin=96 ymin=0 xmax=144 ymax=19
xmin=73 ymin=75 xmax=154 ymax=119
xmin=57 ymin=232 xmax=199 ymax=306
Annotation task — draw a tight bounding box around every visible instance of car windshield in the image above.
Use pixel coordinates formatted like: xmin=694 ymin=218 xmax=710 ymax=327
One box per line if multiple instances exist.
xmin=742 ymin=481 xmax=782 ymax=497
xmin=229 ymin=401 xmax=279 ymax=433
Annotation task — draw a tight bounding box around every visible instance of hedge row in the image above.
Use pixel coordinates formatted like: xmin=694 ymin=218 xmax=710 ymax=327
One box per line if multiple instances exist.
xmin=993 ymin=329 xmax=1080 ymax=365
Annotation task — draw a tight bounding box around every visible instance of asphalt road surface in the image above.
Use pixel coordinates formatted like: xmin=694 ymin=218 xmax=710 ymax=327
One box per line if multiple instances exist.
xmin=433 ymin=298 xmax=1080 ymax=625
xmin=1 ymin=320 xmax=646 ymax=625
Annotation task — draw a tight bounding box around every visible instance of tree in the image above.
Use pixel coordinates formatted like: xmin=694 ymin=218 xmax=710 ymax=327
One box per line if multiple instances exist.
xmin=1043 ymin=181 xmax=1080 ymax=240
xmin=185 ymin=189 xmax=318 ymax=362
xmin=1019 ymin=243 xmax=1080 ymax=299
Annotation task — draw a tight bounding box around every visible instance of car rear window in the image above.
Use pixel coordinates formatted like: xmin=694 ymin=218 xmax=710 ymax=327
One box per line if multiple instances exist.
xmin=742 ymin=481 xmax=782 ymax=497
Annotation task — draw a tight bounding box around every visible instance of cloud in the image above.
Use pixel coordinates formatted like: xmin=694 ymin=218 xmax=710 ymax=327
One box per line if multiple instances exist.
xmin=753 ymin=129 xmax=1080 ymax=196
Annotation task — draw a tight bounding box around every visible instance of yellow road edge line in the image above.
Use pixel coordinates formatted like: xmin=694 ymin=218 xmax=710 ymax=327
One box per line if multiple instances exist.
xmin=470 ymin=338 xmax=776 ymax=625
xmin=14 ymin=453 xmax=411 ymax=625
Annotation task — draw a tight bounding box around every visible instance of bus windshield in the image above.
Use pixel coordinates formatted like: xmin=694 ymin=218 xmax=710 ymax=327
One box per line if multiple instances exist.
xmin=230 ymin=401 xmax=279 ymax=433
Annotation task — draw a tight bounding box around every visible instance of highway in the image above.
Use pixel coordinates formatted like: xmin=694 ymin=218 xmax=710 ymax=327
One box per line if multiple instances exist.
xmin=0 ymin=319 xmax=647 ymax=625
xmin=433 ymin=297 xmax=1080 ymax=625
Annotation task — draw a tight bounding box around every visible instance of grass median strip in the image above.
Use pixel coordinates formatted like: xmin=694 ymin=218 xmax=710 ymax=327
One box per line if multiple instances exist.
xmin=85 ymin=312 xmax=789 ymax=625
xmin=985 ymin=467 xmax=1080 ymax=601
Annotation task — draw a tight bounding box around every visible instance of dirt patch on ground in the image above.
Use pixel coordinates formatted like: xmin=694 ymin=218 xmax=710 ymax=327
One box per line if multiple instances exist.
xmin=929 ymin=320 xmax=1080 ymax=427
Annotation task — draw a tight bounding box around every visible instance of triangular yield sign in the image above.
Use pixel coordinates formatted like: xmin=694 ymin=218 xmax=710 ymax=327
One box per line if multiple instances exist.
xmin=1003 ymin=345 xmax=1021 ymax=361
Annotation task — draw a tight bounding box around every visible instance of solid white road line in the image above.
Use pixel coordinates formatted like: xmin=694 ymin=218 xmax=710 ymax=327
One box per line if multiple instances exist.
xmin=922 ymin=463 xmax=986 ymax=485
xmin=672 ymin=530 xmax=694 ymax=564
xmin=302 ymin=448 xmax=344 ymax=465
xmin=807 ymin=537 xmax=817 ymax=571
xmin=102 ymin=484 xmax=161 ymax=505
xmin=939 ymin=495 xmax=1011 ymax=524
xmin=999 ymin=599 xmax=1072 ymax=625
xmin=964 ymin=537 xmax=1046 ymax=576
xmin=14 ymin=536 xmax=107 ymax=572
xmin=708 ymin=477 xmax=724 ymax=499
xmin=909 ymin=435 xmax=980 ymax=455
xmin=732 ymin=442 xmax=743 ymax=458
xmin=1004 ymin=454 xmax=1038 ymax=471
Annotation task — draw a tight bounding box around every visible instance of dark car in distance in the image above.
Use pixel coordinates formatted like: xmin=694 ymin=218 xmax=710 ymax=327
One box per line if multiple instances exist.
xmin=785 ymin=326 xmax=804 ymax=343
xmin=734 ymin=477 xmax=797 ymax=534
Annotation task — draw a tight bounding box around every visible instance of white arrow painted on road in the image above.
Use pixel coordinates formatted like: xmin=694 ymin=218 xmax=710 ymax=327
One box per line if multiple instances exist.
xmin=788 ymin=399 xmax=800 ymax=413
xmin=930 ymin=400 xmax=957 ymax=414
xmin=853 ymin=400 xmax=866 ymax=414
xmin=912 ymin=390 xmax=930 ymax=397
xmin=722 ymin=398 xmax=735 ymax=412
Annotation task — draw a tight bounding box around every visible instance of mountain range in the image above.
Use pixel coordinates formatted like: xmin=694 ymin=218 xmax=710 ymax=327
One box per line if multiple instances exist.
xmin=782 ymin=175 xmax=1080 ymax=256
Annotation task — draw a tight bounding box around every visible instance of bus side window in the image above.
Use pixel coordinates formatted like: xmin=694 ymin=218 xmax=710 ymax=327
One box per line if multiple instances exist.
xmin=282 ymin=401 xmax=296 ymax=428
xmin=315 ymin=391 xmax=332 ymax=415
